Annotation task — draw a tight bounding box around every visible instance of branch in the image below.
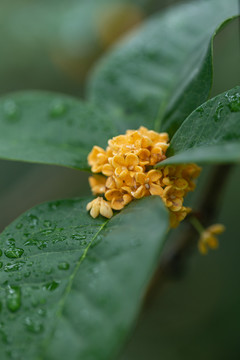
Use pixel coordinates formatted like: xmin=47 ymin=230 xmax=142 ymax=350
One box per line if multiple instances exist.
xmin=145 ymin=164 xmax=233 ymax=303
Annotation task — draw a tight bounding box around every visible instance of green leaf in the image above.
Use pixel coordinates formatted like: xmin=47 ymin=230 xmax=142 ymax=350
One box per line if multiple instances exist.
xmin=0 ymin=196 xmax=168 ymax=360
xmin=159 ymin=86 xmax=240 ymax=165
xmin=0 ymin=91 xmax=116 ymax=170
xmin=87 ymin=0 xmax=238 ymax=135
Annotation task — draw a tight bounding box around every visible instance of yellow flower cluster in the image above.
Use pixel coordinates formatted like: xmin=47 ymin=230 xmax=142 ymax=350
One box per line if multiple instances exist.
xmin=198 ymin=224 xmax=225 ymax=255
xmin=87 ymin=126 xmax=201 ymax=227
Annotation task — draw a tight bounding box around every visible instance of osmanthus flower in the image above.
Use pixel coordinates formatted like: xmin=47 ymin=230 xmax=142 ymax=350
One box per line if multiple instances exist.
xmin=88 ymin=175 xmax=106 ymax=195
xmin=132 ymin=169 xmax=163 ymax=198
xmin=86 ymin=126 xmax=201 ymax=229
xmin=86 ymin=197 xmax=113 ymax=219
xmin=198 ymin=224 xmax=225 ymax=255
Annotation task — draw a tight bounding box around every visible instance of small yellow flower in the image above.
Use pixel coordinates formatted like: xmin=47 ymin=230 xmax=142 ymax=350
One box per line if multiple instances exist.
xmin=88 ymin=175 xmax=106 ymax=195
xmin=86 ymin=197 xmax=113 ymax=219
xmin=105 ymin=189 xmax=132 ymax=210
xmin=88 ymin=146 xmax=107 ymax=173
xmin=198 ymin=223 xmax=225 ymax=255
xmin=162 ymin=186 xmax=184 ymax=211
xmin=88 ymin=146 xmax=113 ymax=173
xmin=170 ymin=207 xmax=191 ymax=228
xmin=133 ymin=169 xmax=163 ymax=198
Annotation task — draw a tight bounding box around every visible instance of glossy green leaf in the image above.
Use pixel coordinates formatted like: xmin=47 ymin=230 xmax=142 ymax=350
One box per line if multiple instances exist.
xmin=87 ymin=0 xmax=238 ymax=136
xmin=0 ymin=91 xmax=116 ymax=170
xmin=160 ymin=86 xmax=240 ymax=165
xmin=0 ymin=196 xmax=168 ymax=360
xmin=0 ymin=0 xmax=149 ymax=94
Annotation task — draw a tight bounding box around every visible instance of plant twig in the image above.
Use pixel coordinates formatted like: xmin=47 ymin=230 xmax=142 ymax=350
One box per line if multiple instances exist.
xmin=145 ymin=164 xmax=233 ymax=303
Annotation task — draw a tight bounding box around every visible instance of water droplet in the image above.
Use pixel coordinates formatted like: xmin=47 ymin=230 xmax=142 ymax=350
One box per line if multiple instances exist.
xmin=24 ymin=238 xmax=47 ymax=250
xmin=37 ymin=308 xmax=46 ymax=317
xmin=52 ymin=235 xmax=67 ymax=244
xmin=214 ymin=102 xmax=223 ymax=122
xmin=16 ymin=223 xmax=23 ymax=229
xmin=40 ymin=228 xmax=55 ymax=235
xmin=225 ymin=92 xmax=240 ymax=112
xmin=49 ymin=100 xmax=67 ymax=118
xmin=58 ymin=262 xmax=69 ymax=270
xmin=43 ymin=220 xmax=52 ymax=227
xmin=43 ymin=280 xmax=59 ymax=291
xmin=196 ymin=106 xmax=204 ymax=115
xmin=27 ymin=214 xmax=39 ymax=228
xmin=0 ymin=322 xmax=9 ymax=344
xmin=3 ymin=100 xmax=20 ymax=121
xmin=6 ymin=285 xmax=21 ymax=312
xmin=0 ymin=262 xmax=3 ymax=269
xmin=0 ymin=249 xmax=2 ymax=257
xmin=48 ymin=201 xmax=61 ymax=211
xmin=72 ymin=234 xmax=87 ymax=241
xmin=4 ymin=247 xmax=24 ymax=259
xmin=24 ymin=317 xmax=44 ymax=334
xmin=6 ymin=238 xmax=15 ymax=246
xmin=4 ymin=261 xmax=25 ymax=272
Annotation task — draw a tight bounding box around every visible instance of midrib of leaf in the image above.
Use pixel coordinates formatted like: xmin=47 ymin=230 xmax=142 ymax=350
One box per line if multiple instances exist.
xmin=39 ymin=219 xmax=109 ymax=358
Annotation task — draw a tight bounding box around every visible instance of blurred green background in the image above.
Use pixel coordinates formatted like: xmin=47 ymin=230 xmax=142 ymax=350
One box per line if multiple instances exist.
xmin=0 ymin=0 xmax=239 ymax=359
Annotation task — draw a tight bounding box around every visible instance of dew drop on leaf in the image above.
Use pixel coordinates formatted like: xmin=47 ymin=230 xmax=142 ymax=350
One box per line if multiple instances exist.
xmin=43 ymin=280 xmax=60 ymax=291
xmin=24 ymin=238 xmax=47 ymax=250
xmin=37 ymin=308 xmax=46 ymax=317
xmin=72 ymin=234 xmax=87 ymax=241
xmin=196 ymin=106 xmax=204 ymax=116
xmin=3 ymin=100 xmax=20 ymax=121
xmin=0 ymin=322 xmax=9 ymax=344
xmin=58 ymin=262 xmax=70 ymax=270
xmin=49 ymin=201 xmax=61 ymax=211
xmin=6 ymin=285 xmax=21 ymax=312
xmin=6 ymin=238 xmax=15 ymax=246
xmin=49 ymin=100 xmax=67 ymax=118
xmin=4 ymin=262 xmax=25 ymax=272
xmin=24 ymin=317 xmax=44 ymax=334
xmin=43 ymin=220 xmax=52 ymax=227
xmin=0 ymin=249 xmax=2 ymax=257
xmin=4 ymin=247 xmax=24 ymax=259
xmin=15 ymin=223 xmax=23 ymax=229
xmin=27 ymin=214 xmax=39 ymax=228
xmin=40 ymin=228 xmax=55 ymax=235
xmin=226 ymin=93 xmax=240 ymax=112
xmin=0 ymin=262 xmax=3 ymax=269
xmin=214 ymin=102 xmax=224 ymax=122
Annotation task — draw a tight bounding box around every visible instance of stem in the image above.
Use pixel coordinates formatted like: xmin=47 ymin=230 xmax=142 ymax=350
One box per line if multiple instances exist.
xmin=189 ymin=216 xmax=204 ymax=234
xmin=145 ymin=164 xmax=233 ymax=303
